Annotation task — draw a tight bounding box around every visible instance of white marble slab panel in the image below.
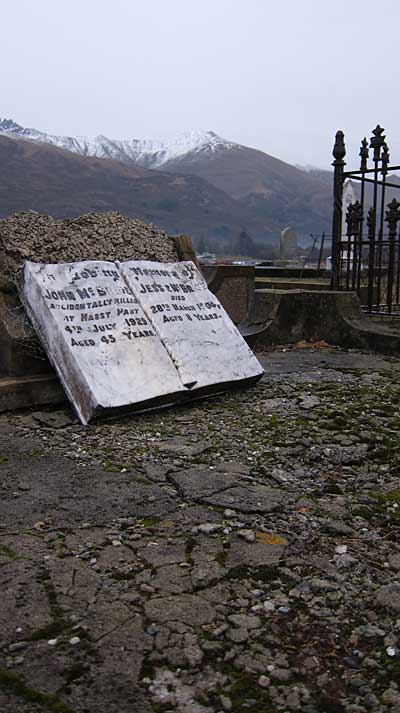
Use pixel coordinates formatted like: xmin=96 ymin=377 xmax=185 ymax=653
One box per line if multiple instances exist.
xmin=119 ymin=260 xmax=264 ymax=389
xmin=20 ymin=261 xmax=187 ymax=424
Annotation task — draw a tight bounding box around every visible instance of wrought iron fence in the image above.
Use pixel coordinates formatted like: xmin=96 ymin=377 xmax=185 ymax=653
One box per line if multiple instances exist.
xmin=331 ymin=125 xmax=400 ymax=315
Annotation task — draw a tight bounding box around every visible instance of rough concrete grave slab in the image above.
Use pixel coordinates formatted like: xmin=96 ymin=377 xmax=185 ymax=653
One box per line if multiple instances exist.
xmin=168 ymin=467 xmax=295 ymax=514
xmin=20 ymin=259 xmax=263 ymax=424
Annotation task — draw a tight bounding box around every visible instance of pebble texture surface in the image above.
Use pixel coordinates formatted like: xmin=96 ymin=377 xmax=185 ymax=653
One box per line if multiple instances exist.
xmin=2 ymin=347 xmax=400 ymax=712
xmin=0 ymin=211 xmax=179 ymax=280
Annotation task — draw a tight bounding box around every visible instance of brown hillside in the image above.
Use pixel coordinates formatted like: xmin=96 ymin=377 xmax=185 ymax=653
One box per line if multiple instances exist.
xmin=163 ymin=143 xmax=333 ymax=237
xmin=0 ymin=136 xmax=271 ymax=251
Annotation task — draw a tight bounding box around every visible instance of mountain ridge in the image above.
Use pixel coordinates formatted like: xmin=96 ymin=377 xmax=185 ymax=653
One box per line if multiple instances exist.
xmin=0 ymin=116 xmax=334 ymax=243
xmin=0 ymin=118 xmax=239 ymax=168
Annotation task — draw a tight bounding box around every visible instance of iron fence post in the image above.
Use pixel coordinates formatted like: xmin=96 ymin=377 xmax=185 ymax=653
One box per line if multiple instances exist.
xmin=331 ymin=130 xmax=346 ymax=290
xmin=385 ymin=199 xmax=400 ymax=315
xmin=317 ymin=232 xmax=325 ymax=272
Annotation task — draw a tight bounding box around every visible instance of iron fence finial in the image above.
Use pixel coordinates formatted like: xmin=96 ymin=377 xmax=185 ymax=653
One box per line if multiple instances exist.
xmin=333 ymin=130 xmax=346 ymax=164
xmin=359 ymin=137 xmax=369 ymax=171
xmin=370 ymin=125 xmax=386 ymax=162
xmin=382 ymin=142 xmax=390 ymax=175
xmin=385 ymin=198 xmax=400 ymax=227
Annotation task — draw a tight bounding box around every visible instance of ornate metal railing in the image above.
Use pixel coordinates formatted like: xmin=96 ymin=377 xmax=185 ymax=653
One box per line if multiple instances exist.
xmin=331 ymin=125 xmax=400 ymax=315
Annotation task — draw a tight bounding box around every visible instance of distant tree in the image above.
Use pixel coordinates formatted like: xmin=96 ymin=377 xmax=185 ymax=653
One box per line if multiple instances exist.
xmin=257 ymin=241 xmax=279 ymax=260
xmin=236 ymin=229 xmax=256 ymax=257
xmin=157 ymin=198 xmax=178 ymax=213
xmin=196 ymin=235 xmax=207 ymax=253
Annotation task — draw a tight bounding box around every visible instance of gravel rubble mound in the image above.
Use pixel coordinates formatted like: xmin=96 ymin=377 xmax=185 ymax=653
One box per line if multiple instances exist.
xmin=0 ymin=210 xmax=179 ymax=279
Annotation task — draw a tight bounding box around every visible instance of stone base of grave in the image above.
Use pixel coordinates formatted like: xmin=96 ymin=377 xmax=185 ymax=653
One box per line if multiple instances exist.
xmin=0 ymin=373 xmax=65 ymax=412
xmin=0 ymin=284 xmax=65 ymax=411
xmin=0 ymin=283 xmax=50 ymax=379
xmin=202 ymin=265 xmax=255 ymax=324
xmin=0 ymin=372 xmax=265 ymax=417
xmin=240 ymin=289 xmax=400 ymax=353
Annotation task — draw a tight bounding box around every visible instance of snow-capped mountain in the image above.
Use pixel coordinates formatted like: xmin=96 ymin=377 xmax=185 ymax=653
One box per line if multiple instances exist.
xmin=0 ymin=116 xmax=333 ymax=239
xmin=0 ymin=118 xmax=237 ymax=169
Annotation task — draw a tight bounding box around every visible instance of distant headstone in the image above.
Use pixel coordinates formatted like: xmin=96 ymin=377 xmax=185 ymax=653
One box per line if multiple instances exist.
xmin=20 ymin=260 xmax=263 ymax=424
xmin=280 ymin=228 xmax=298 ymax=259
xmin=341 ymin=180 xmax=358 ymax=240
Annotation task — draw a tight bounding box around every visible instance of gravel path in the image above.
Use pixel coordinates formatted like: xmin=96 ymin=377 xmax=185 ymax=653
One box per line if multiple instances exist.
xmin=1 ymin=347 xmax=400 ymax=713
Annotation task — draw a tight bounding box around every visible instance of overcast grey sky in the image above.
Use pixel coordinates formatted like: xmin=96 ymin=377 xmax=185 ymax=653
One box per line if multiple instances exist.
xmin=2 ymin=0 xmax=400 ymax=168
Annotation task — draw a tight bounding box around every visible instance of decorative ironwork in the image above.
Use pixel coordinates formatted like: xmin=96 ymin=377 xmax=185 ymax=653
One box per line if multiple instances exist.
xmin=359 ymin=138 xmax=369 ymax=172
xmin=331 ymin=124 xmax=400 ymax=315
xmin=370 ymin=125 xmax=386 ymax=162
xmin=344 ymin=201 xmax=363 ymax=290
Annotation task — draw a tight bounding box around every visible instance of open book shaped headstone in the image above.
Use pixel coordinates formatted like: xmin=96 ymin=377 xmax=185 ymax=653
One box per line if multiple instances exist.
xmin=20 ymin=260 xmax=263 ymax=424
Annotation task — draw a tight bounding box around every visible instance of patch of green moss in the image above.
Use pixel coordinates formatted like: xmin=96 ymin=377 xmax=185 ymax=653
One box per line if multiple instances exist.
xmin=224 ymin=564 xmax=279 ymax=584
xmin=321 ymin=481 xmax=344 ymax=495
xmin=62 ymin=662 xmax=88 ymax=688
xmin=292 ymin=417 xmax=310 ymax=428
xmin=103 ymin=463 xmax=120 ymax=473
xmin=28 ymin=618 xmax=67 ymax=642
xmin=55 ymin=541 xmax=70 ymax=559
xmin=185 ymin=539 xmax=194 ymax=565
xmin=138 ymin=517 xmax=161 ymax=527
xmin=224 ymin=669 xmax=273 ymax=712
xmin=0 ymin=543 xmax=18 ymax=559
xmin=0 ymin=669 xmax=75 ymax=713
xmin=215 ymin=550 xmax=227 ymax=567
xmin=376 ymin=488 xmax=400 ymax=520
xmin=36 ymin=568 xmax=66 ymax=627
xmin=110 ymin=570 xmax=137 ymax=581
xmin=317 ymin=420 xmax=338 ymax=432
xmin=150 ymin=703 xmax=171 ymax=712
xmin=380 ymin=652 xmax=400 ymax=685
xmin=0 ymin=455 xmax=9 ymax=463
xmin=353 ymin=487 xmax=400 ymax=526
xmin=223 ymin=564 xmax=250 ymax=581
xmin=206 ymin=504 xmax=225 ymax=514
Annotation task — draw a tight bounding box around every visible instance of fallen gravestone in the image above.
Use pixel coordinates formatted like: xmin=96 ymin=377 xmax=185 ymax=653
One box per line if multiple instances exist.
xmin=20 ymin=259 xmax=263 ymax=424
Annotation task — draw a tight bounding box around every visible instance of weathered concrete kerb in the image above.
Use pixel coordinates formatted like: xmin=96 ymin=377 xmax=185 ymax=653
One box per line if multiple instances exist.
xmin=202 ymin=266 xmax=400 ymax=354
xmin=242 ymin=289 xmax=400 ymax=354
xmin=2 ymin=347 xmax=400 ymax=712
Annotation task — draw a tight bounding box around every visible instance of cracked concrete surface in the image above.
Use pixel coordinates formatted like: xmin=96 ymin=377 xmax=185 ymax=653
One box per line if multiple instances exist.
xmin=2 ymin=347 xmax=400 ymax=712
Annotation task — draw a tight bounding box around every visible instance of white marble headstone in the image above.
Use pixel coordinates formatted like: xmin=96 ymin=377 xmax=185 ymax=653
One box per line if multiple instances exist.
xmin=21 ymin=259 xmax=263 ymax=424
xmin=342 ymin=180 xmax=358 ymax=240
